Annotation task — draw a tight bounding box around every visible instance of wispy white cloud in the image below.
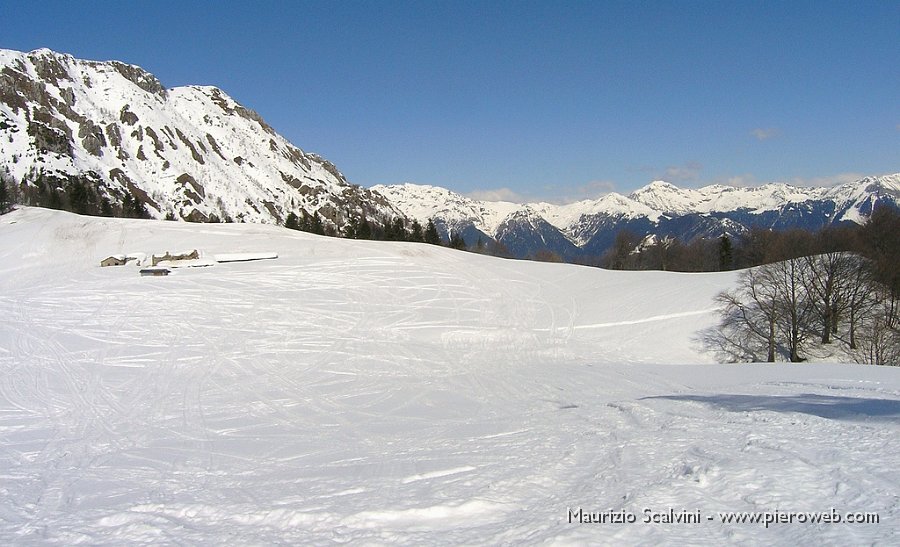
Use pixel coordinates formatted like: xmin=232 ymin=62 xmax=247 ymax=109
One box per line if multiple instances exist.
xmin=552 ymin=179 xmax=618 ymax=203
xmin=662 ymin=161 xmax=703 ymax=183
xmin=715 ymin=173 xmax=758 ymax=187
xmin=751 ymin=127 xmax=780 ymax=141
xmin=635 ymin=162 xmax=704 ymax=185
xmin=579 ymin=179 xmax=617 ymax=196
xmin=466 ymin=179 xmax=618 ymax=205
xmin=784 ymin=172 xmax=867 ymax=187
xmin=464 ymin=187 xmax=530 ymax=203
xmin=714 ymin=172 xmax=868 ymax=188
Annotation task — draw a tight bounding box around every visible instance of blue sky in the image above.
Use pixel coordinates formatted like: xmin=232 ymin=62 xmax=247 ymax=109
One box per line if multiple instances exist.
xmin=2 ymin=0 xmax=898 ymax=200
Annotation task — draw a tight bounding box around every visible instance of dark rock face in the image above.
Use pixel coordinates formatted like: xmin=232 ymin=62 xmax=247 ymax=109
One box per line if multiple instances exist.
xmin=30 ymin=50 xmax=71 ymax=86
xmin=208 ymin=87 xmax=275 ymax=135
xmin=119 ymin=105 xmax=139 ymax=125
xmin=78 ymin=120 xmax=107 ymax=156
xmin=28 ymin=118 xmax=73 ymax=156
xmin=108 ymin=61 xmax=166 ymax=96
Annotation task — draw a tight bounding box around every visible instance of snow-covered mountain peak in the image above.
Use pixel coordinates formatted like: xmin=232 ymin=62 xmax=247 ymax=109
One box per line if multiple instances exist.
xmin=641 ymin=180 xmax=679 ymax=191
xmin=372 ymin=183 xmax=520 ymax=235
xmin=628 ymin=180 xmax=702 ymax=215
xmin=591 ymin=191 xmax=662 ymax=219
xmin=0 ymin=47 xmax=398 ymax=230
xmin=859 ymin=173 xmax=900 ymax=193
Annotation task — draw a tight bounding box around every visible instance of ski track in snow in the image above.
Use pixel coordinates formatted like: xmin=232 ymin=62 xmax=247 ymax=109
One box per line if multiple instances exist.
xmin=0 ymin=208 xmax=898 ymax=545
xmin=572 ymin=309 xmax=717 ymax=329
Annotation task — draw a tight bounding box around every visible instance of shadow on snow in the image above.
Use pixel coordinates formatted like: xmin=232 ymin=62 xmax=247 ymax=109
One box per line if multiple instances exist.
xmin=642 ymin=393 xmax=900 ymax=422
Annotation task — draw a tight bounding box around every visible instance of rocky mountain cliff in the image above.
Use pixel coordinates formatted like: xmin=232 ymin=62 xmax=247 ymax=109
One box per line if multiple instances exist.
xmin=0 ymin=48 xmax=399 ymax=229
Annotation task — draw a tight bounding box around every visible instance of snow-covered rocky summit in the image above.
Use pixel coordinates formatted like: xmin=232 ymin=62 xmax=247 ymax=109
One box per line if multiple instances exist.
xmin=373 ymin=174 xmax=900 ymax=259
xmin=628 ymin=175 xmax=900 ymax=218
xmin=0 ymin=47 xmax=400 ymax=229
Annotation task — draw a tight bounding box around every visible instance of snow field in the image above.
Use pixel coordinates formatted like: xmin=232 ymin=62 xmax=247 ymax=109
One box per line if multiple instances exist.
xmin=0 ymin=207 xmax=898 ymax=544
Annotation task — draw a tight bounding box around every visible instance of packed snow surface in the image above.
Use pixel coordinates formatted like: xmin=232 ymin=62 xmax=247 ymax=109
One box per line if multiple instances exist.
xmin=1 ymin=208 xmax=898 ymax=544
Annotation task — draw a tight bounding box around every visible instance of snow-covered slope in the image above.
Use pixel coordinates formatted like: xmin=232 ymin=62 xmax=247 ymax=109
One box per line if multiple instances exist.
xmin=0 ymin=48 xmax=398 ymax=228
xmin=825 ymin=174 xmax=900 ymax=224
xmin=371 ymin=183 xmax=521 ymax=237
xmin=374 ymin=174 xmax=900 ymax=258
xmin=1 ymin=207 xmax=898 ymax=544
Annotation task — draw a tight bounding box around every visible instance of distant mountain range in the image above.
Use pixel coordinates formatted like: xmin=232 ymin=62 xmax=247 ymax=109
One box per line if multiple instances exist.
xmin=374 ymin=175 xmax=900 ymax=259
xmin=1 ymin=48 xmax=897 ymax=260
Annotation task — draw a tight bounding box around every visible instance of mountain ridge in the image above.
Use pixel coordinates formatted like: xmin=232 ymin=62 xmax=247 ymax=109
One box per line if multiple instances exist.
xmin=0 ymin=47 xmax=400 ymax=230
xmin=373 ymin=173 xmax=900 ymax=258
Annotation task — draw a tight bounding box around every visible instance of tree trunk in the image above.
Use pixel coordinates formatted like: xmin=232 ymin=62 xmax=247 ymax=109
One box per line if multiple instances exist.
xmin=790 ymin=323 xmax=802 ymax=362
xmin=821 ymin=306 xmax=831 ymax=344
xmin=767 ymin=319 xmax=776 ymax=362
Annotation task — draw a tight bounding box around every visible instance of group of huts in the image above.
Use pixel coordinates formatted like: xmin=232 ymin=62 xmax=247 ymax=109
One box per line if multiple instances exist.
xmin=100 ymin=249 xmax=277 ymax=276
xmin=100 ymin=250 xmax=200 ymax=276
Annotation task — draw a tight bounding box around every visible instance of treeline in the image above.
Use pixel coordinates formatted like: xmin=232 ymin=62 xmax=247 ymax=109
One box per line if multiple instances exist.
xmin=596 ymin=230 xmax=767 ymax=272
xmin=710 ymin=207 xmax=900 ymax=366
xmin=598 ymin=213 xmax=899 ymax=274
xmin=0 ymin=170 xmax=497 ymax=256
xmin=283 ymin=211 xmax=510 ymax=256
xmin=284 ymin=211 xmax=442 ymax=245
xmin=597 ymin=231 xmax=735 ymax=271
xmin=0 ymin=169 xmax=150 ymax=219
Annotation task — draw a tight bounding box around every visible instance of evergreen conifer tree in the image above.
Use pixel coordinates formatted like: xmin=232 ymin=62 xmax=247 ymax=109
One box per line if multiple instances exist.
xmin=343 ymin=221 xmax=357 ymax=239
xmin=392 ymin=217 xmax=406 ymax=241
xmin=449 ymin=231 xmax=466 ymax=250
xmin=284 ymin=211 xmax=300 ymax=230
xmin=424 ymin=219 xmax=441 ymax=245
xmin=300 ymin=210 xmax=313 ymax=231
xmin=718 ymin=234 xmax=733 ymax=271
xmin=311 ymin=212 xmax=325 ymax=235
xmin=410 ymin=220 xmax=424 ymax=242
xmin=0 ymin=178 xmax=8 ymax=214
xmin=382 ymin=215 xmax=395 ymax=240
xmin=357 ymin=216 xmax=372 ymax=239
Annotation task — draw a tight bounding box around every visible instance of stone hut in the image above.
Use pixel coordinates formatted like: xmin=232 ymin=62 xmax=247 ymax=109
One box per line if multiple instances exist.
xmin=151 ymin=249 xmax=200 ymax=266
xmin=101 ymin=255 xmax=126 ymax=267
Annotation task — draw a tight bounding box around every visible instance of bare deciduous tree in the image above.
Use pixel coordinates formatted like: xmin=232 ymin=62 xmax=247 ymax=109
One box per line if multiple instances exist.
xmin=843 ymin=256 xmax=877 ymax=350
xmin=716 ymin=266 xmax=782 ymax=362
xmin=770 ymin=257 xmax=814 ymax=362
xmin=853 ymin=300 xmax=900 ymax=366
xmin=802 ymin=252 xmax=856 ymax=344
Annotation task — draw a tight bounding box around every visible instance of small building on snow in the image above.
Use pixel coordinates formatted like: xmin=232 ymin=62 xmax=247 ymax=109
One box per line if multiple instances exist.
xmin=101 ymin=255 xmax=127 ymax=267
